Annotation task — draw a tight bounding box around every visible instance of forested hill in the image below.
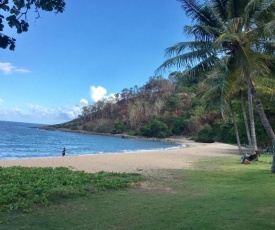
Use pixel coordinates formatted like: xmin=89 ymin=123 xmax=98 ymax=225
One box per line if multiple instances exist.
xmin=45 ymin=72 xmax=275 ymax=147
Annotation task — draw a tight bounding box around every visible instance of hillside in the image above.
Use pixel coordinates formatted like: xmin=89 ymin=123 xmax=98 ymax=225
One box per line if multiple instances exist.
xmin=44 ymin=72 xmax=275 ymax=147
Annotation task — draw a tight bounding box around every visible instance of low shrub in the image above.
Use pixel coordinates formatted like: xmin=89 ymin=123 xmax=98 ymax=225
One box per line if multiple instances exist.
xmin=170 ymin=116 xmax=187 ymax=135
xmin=0 ymin=167 xmax=141 ymax=213
xmin=195 ymin=125 xmax=215 ymax=143
xmin=140 ymin=120 xmax=171 ymax=138
xmin=112 ymin=122 xmax=126 ymax=134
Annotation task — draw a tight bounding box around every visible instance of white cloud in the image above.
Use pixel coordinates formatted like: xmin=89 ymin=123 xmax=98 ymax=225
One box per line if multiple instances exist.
xmin=28 ymin=104 xmax=82 ymax=121
xmin=0 ymin=98 xmax=3 ymax=104
xmin=0 ymin=62 xmax=31 ymax=75
xmin=28 ymin=104 xmax=55 ymax=115
xmin=107 ymin=93 xmax=120 ymax=103
xmin=56 ymin=105 xmax=83 ymax=120
xmin=0 ymin=86 xmax=116 ymax=124
xmin=90 ymin=85 xmax=107 ymax=102
xmin=80 ymin=98 xmax=88 ymax=105
xmin=0 ymin=106 xmax=28 ymax=118
xmin=0 ymin=103 xmax=84 ymax=125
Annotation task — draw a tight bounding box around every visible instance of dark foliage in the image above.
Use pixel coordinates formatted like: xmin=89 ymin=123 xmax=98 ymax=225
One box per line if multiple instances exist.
xmin=0 ymin=0 xmax=65 ymax=50
xmin=140 ymin=120 xmax=171 ymax=138
xmin=195 ymin=125 xmax=215 ymax=143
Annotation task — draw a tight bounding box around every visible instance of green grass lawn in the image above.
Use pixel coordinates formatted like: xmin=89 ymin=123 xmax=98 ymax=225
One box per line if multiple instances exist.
xmin=1 ymin=154 xmax=275 ymax=230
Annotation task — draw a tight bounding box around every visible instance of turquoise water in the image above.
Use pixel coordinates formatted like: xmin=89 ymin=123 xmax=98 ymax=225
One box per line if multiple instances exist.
xmin=0 ymin=121 xmax=184 ymax=160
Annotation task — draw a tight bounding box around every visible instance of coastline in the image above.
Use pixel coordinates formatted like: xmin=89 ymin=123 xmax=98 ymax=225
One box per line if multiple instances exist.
xmin=40 ymin=127 xmax=190 ymax=144
xmin=39 ymin=127 xmax=201 ymax=150
xmin=0 ymin=137 xmax=239 ymax=175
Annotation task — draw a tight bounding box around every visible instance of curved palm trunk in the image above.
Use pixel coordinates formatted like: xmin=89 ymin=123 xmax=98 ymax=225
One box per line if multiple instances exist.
xmin=229 ymin=102 xmax=243 ymax=154
xmin=241 ymin=90 xmax=252 ymax=152
xmin=247 ymin=81 xmax=257 ymax=152
xmin=272 ymin=155 xmax=275 ymax=174
xmin=249 ymin=79 xmax=275 ymax=142
xmin=248 ymin=79 xmax=275 ymax=173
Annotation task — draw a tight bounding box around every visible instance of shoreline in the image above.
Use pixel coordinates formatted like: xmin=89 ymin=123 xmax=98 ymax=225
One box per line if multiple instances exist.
xmin=0 ymin=138 xmax=240 ymax=175
xmin=39 ymin=126 xmax=192 ymax=143
xmin=39 ymin=127 xmax=197 ymax=145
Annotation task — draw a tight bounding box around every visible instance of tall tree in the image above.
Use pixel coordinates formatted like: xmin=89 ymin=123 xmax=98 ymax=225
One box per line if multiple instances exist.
xmin=240 ymin=90 xmax=252 ymax=152
xmin=198 ymin=63 xmax=245 ymax=153
xmin=229 ymin=101 xmax=243 ymax=154
xmin=156 ymin=0 xmax=275 ymax=170
xmin=0 ymin=0 xmax=66 ymax=50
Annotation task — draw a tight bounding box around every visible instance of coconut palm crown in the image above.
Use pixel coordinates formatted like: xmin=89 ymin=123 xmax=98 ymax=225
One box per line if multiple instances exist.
xmin=157 ymin=0 xmax=275 ymax=147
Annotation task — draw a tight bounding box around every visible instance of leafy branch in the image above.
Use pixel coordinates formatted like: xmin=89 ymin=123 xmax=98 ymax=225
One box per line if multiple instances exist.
xmin=0 ymin=0 xmax=65 ymax=50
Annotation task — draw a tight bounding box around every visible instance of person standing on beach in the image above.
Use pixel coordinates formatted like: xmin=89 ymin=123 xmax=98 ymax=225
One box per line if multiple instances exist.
xmin=62 ymin=148 xmax=66 ymax=157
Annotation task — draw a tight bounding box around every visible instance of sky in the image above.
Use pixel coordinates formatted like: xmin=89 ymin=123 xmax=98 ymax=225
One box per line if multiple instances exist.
xmin=0 ymin=0 xmax=190 ymax=125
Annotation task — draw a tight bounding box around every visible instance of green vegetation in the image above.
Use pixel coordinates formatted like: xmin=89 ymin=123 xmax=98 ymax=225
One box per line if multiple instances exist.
xmin=0 ymin=167 xmax=141 ymax=213
xmin=195 ymin=125 xmax=215 ymax=143
xmin=1 ymin=155 xmax=275 ymax=229
xmin=48 ymin=72 xmax=275 ymax=148
xmin=140 ymin=120 xmax=171 ymax=138
xmin=112 ymin=122 xmax=126 ymax=134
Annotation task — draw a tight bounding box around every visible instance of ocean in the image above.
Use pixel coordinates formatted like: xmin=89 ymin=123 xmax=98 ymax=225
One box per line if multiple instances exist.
xmin=0 ymin=120 xmax=184 ymax=160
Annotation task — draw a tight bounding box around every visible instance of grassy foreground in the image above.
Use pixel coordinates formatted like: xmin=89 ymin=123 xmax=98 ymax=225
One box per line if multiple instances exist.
xmin=1 ymin=154 xmax=275 ymax=229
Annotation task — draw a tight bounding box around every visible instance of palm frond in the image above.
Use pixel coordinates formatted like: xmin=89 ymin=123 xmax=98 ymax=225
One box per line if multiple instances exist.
xmin=234 ymin=44 xmax=274 ymax=81
xmin=210 ymin=0 xmax=228 ymax=21
xmin=254 ymin=74 xmax=275 ymax=100
xmin=244 ymin=0 xmax=263 ymax=24
xmin=187 ymin=55 xmax=221 ymax=76
xmin=208 ymin=1 xmax=230 ymax=32
xmin=226 ymin=0 xmax=249 ymax=18
xmin=250 ymin=20 xmax=275 ymax=39
xmin=255 ymin=76 xmax=275 ymax=91
xmin=199 ymin=67 xmax=231 ymax=116
xmin=164 ymin=41 xmax=213 ymax=57
xmin=252 ymin=40 xmax=275 ymax=55
xmin=246 ymin=0 xmax=275 ymax=24
xmin=262 ymin=20 xmax=275 ymax=36
xmin=178 ymin=0 xmax=219 ymax=27
xmin=245 ymin=0 xmax=263 ymax=12
xmin=184 ymin=24 xmax=223 ymax=41
xmin=156 ymin=48 xmax=213 ymax=74
xmin=236 ymin=46 xmax=258 ymax=72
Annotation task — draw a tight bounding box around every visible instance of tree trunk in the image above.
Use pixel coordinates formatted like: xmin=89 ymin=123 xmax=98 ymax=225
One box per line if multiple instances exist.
xmin=249 ymin=79 xmax=275 ymax=143
xmin=247 ymin=81 xmax=257 ymax=152
xmin=248 ymin=79 xmax=275 ymax=173
xmin=230 ymin=102 xmax=243 ymax=154
xmin=241 ymin=90 xmax=252 ymax=152
xmin=271 ymin=155 xmax=275 ymax=174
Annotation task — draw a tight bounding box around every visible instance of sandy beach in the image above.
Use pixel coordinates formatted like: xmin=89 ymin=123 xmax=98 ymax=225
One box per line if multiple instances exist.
xmin=0 ymin=138 xmax=239 ymax=175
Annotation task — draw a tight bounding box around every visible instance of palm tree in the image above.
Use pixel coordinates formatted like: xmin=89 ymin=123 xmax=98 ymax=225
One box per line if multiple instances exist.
xmin=196 ymin=61 xmax=246 ymax=154
xmin=229 ymin=101 xmax=243 ymax=154
xmin=156 ymin=0 xmax=275 ymax=170
xmin=240 ymin=90 xmax=252 ymax=151
xmin=200 ymin=61 xmax=275 ymax=153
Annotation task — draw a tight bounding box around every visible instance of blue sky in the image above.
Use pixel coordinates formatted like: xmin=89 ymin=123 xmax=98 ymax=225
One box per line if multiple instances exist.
xmin=0 ymin=0 xmax=189 ymax=125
